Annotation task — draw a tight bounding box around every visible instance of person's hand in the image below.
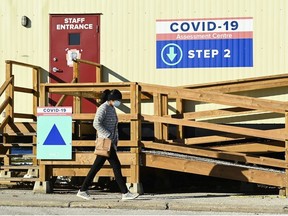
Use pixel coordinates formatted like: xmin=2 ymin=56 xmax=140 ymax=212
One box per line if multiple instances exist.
xmin=108 ymin=133 xmax=112 ymax=139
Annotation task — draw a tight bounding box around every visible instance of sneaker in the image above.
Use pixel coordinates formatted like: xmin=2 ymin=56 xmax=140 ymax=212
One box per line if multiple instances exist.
xmin=77 ymin=190 xmax=92 ymax=200
xmin=23 ymin=174 xmax=35 ymax=178
xmin=121 ymin=191 xmax=139 ymax=200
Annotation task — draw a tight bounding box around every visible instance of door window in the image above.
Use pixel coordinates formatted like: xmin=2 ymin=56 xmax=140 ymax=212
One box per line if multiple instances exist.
xmin=69 ymin=33 xmax=80 ymax=45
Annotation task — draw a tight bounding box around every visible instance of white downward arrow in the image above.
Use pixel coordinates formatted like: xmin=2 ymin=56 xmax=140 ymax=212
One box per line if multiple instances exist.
xmin=166 ymin=47 xmax=177 ymax=62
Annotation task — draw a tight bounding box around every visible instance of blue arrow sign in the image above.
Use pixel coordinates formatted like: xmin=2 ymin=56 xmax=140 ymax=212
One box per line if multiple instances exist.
xmin=160 ymin=43 xmax=183 ymax=66
xmin=167 ymin=47 xmax=177 ymax=62
xmin=157 ymin=39 xmax=253 ymax=68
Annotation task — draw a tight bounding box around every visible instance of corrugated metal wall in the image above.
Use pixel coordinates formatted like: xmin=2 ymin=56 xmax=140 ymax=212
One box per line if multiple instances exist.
xmin=0 ymin=0 xmax=287 ymax=122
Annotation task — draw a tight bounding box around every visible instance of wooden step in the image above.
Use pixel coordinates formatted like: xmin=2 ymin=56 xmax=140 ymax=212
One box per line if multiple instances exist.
xmin=0 ymin=165 xmax=38 ymax=170
xmin=2 ymin=133 xmax=36 ymax=136
xmin=0 ymin=154 xmax=35 ymax=158
xmin=0 ymin=143 xmax=35 ymax=147
xmin=3 ymin=122 xmax=36 ymax=136
xmin=12 ymin=154 xmax=35 ymax=158
xmin=0 ymin=177 xmax=39 ymax=182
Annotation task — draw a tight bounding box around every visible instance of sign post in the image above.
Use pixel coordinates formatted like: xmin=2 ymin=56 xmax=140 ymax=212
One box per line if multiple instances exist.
xmin=156 ymin=17 xmax=253 ymax=68
xmin=37 ymin=107 xmax=72 ymax=160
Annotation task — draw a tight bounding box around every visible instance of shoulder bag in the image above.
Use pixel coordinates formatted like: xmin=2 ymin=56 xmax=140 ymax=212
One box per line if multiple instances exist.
xmin=94 ymin=137 xmax=112 ymax=157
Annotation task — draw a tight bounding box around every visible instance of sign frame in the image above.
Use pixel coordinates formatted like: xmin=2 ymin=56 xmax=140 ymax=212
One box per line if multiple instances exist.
xmin=156 ymin=17 xmax=253 ymax=69
xmin=37 ymin=106 xmax=72 ymax=160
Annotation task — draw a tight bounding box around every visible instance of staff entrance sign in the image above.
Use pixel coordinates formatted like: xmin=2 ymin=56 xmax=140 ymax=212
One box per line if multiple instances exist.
xmin=156 ymin=17 xmax=253 ymax=68
xmin=37 ymin=107 xmax=72 ymax=159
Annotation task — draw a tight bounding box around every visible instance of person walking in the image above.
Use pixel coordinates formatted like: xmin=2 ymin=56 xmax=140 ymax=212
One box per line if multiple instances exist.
xmin=77 ymin=89 xmax=139 ymax=201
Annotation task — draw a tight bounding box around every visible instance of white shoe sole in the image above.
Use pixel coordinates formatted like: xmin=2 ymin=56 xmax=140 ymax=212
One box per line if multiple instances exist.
xmin=76 ymin=194 xmax=92 ymax=200
xmin=122 ymin=194 xmax=139 ymax=200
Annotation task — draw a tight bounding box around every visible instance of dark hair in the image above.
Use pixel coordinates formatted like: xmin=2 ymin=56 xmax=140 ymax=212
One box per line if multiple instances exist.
xmin=100 ymin=89 xmax=111 ymax=104
xmin=108 ymin=89 xmax=122 ymax=101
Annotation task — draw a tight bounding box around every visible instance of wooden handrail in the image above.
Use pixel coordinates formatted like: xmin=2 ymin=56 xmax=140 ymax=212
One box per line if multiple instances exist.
xmin=0 ymin=76 xmax=13 ymax=97
xmin=0 ymin=116 xmax=10 ymax=131
xmin=3 ymin=61 xmax=41 ymax=122
xmin=142 ymin=114 xmax=285 ymax=141
xmin=73 ymin=58 xmax=101 ymax=67
xmin=5 ymin=60 xmax=41 ymax=69
xmin=72 ymin=113 xmax=138 ymax=122
xmin=43 ymin=80 xmax=288 ymax=114
xmin=14 ymin=113 xmax=35 ymax=119
xmin=180 ymin=73 xmax=288 ymax=90
xmin=42 ymin=82 xmax=133 ymax=99
xmin=140 ymin=83 xmax=288 ymax=114
xmin=0 ymin=97 xmax=10 ymax=115
xmin=42 ymin=82 xmax=134 ymax=87
xmin=142 ymin=141 xmax=288 ymax=169
xmin=186 ymin=78 xmax=288 ymax=93
xmin=14 ymin=86 xmax=34 ymax=94
xmin=168 ymin=107 xmax=258 ymax=120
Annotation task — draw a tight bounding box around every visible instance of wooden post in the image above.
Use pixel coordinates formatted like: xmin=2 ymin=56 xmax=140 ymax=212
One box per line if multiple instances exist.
xmin=73 ymin=61 xmax=81 ymax=113
xmin=96 ymin=65 xmax=102 ymax=83
xmin=73 ymin=61 xmax=79 ymax=83
xmin=39 ymin=85 xmax=46 ymax=106
xmin=161 ymin=94 xmax=168 ymax=141
xmin=176 ymin=98 xmax=184 ymax=142
xmin=3 ymin=62 xmax=13 ymax=175
xmin=5 ymin=62 xmax=13 ymax=121
xmin=39 ymin=164 xmax=47 ymax=182
xmin=32 ymin=68 xmax=39 ymax=117
xmin=38 ymin=84 xmax=45 ymax=188
xmin=73 ymin=61 xmax=81 ymax=139
xmin=285 ymin=111 xmax=288 ymax=197
xmin=35 ymin=84 xmax=52 ymax=193
xmin=153 ymin=93 xmax=162 ymax=142
xmin=129 ymin=83 xmax=143 ymax=193
xmin=5 ymin=61 xmax=12 ymax=81
xmin=32 ymin=68 xmax=39 ymax=166
xmin=32 ymin=136 xmax=37 ymax=166
xmin=153 ymin=93 xmax=168 ymax=142
xmin=34 ymin=163 xmax=52 ymax=193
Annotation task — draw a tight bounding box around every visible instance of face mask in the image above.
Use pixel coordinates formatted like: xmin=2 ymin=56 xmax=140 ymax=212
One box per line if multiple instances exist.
xmin=113 ymin=100 xmax=121 ymax=107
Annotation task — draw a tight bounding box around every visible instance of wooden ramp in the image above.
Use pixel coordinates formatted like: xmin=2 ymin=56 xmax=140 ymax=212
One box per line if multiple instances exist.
xmin=1 ymin=59 xmax=288 ymax=195
xmin=142 ymin=149 xmax=285 ymax=188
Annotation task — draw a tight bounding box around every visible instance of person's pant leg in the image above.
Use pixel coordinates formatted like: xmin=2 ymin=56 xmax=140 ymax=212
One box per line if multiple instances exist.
xmin=80 ymin=155 xmax=106 ymax=191
xmin=108 ymin=148 xmax=128 ymax=194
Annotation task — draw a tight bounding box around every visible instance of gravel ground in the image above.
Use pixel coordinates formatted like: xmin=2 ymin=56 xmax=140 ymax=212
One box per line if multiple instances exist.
xmin=0 ymin=189 xmax=287 ymax=214
xmin=0 ymin=206 xmax=276 ymax=215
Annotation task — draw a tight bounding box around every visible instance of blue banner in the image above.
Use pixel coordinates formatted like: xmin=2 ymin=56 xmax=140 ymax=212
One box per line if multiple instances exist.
xmin=156 ymin=39 xmax=253 ymax=68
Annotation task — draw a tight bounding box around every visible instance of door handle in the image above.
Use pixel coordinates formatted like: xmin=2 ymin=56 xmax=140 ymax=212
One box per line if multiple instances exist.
xmin=52 ymin=67 xmax=63 ymax=72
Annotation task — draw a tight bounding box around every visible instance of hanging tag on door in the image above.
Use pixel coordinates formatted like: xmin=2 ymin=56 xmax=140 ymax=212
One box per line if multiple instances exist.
xmin=66 ymin=49 xmax=81 ymax=67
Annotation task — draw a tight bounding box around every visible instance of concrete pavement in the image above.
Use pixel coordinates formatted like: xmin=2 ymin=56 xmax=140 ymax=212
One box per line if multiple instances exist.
xmin=0 ymin=189 xmax=287 ymax=214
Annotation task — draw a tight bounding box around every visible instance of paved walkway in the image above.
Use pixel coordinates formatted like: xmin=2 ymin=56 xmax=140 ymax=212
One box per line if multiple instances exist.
xmin=0 ymin=189 xmax=287 ymax=214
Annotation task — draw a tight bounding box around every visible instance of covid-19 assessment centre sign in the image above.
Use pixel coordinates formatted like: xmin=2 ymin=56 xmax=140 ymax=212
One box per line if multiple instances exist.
xmin=37 ymin=107 xmax=72 ymax=160
xmin=156 ymin=17 xmax=253 ymax=68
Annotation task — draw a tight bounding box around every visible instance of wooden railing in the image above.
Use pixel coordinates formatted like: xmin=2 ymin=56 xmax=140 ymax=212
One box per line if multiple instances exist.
xmin=139 ymin=82 xmax=288 ymax=195
xmin=38 ymin=78 xmax=288 ymax=194
xmin=38 ymin=82 xmax=142 ymax=193
xmin=2 ymin=59 xmax=288 ymax=195
xmin=180 ymin=73 xmax=288 ymax=93
xmin=55 ymin=59 xmax=102 ymax=113
xmin=0 ymin=60 xmax=41 ymax=180
xmin=2 ymin=60 xmax=41 ymax=122
xmin=0 ymin=76 xmax=14 ymax=131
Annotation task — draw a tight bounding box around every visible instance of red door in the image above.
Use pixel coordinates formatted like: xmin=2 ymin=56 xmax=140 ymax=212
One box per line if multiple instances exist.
xmin=49 ymin=14 xmax=100 ymax=113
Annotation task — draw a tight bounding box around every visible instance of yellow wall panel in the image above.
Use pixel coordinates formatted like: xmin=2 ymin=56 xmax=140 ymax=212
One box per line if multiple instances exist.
xmin=0 ymin=0 xmax=287 ymax=122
